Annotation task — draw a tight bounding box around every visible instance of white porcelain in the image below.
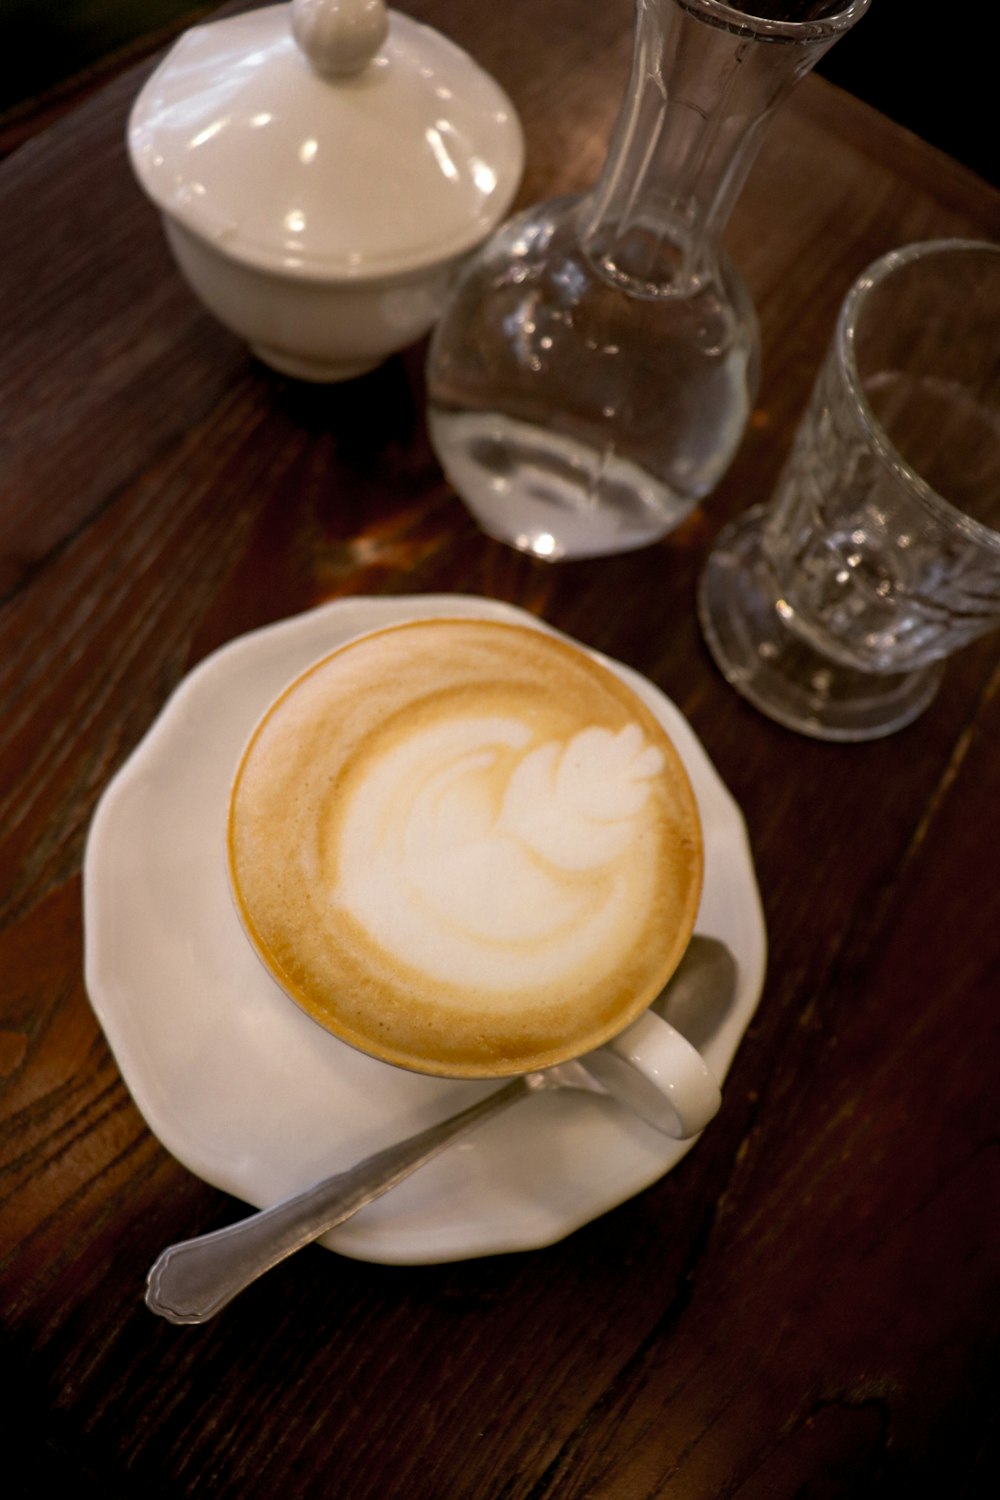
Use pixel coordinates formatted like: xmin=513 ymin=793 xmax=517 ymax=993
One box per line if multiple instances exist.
xmin=84 ymin=595 xmax=767 ymax=1265
xmin=127 ymin=2 xmax=524 ymax=380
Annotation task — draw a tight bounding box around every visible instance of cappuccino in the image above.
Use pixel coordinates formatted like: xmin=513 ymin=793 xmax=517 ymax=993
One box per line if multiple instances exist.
xmin=227 ymin=619 xmax=702 ymax=1077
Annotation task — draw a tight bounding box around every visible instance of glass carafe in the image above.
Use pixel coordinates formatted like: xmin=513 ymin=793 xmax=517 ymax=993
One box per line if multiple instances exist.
xmin=426 ymin=0 xmax=872 ymax=561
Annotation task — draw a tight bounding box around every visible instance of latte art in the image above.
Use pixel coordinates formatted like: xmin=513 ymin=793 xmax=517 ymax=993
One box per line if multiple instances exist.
xmin=336 ymin=719 xmax=665 ymax=992
xmin=228 ymin=619 xmax=702 ymax=1077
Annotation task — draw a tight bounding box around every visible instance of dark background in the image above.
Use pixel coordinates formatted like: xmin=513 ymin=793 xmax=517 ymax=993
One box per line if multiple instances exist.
xmin=0 ymin=3 xmax=994 ymax=186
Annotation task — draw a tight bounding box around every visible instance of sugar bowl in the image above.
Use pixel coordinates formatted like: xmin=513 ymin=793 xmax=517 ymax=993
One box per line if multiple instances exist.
xmin=127 ymin=0 xmax=524 ymax=381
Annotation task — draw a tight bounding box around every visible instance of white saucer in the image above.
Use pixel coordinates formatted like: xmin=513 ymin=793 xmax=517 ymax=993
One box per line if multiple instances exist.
xmin=84 ymin=595 xmax=766 ymax=1264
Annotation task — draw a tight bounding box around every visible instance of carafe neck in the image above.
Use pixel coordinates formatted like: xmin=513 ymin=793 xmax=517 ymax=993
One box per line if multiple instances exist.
xmin=580 ymin=0 xmax=867 ymax=296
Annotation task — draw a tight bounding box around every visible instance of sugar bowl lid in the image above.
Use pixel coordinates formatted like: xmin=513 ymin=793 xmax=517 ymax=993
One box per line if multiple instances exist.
xmin=127 ymin=0 xmax=524 ymax=279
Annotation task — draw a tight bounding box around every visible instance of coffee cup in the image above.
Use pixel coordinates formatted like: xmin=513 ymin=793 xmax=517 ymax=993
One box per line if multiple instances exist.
xmin=227 ymin=618 xmax=721 ymax=1138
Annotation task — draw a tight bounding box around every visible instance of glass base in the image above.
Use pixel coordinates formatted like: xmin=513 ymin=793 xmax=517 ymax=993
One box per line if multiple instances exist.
xmin=427 ymin=408 xmax=693 ymax=561
xmin=697 ymin=506 xmax=943 ymax=741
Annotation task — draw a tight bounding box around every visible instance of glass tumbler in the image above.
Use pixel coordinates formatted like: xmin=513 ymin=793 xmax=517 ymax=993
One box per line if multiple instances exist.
xmin=698 ymin=239 xmax=1000 ymax=740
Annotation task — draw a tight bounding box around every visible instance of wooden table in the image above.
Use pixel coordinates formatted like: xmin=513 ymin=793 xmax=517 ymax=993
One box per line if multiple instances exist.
xmin=3 ymin=3 xmax=999 ymax=1493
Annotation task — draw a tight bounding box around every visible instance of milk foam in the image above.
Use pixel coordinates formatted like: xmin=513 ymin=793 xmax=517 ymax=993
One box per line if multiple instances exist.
xmin=333 ymin=717 xmax=666 ymax=996
xmin=228 ymin=619 xmax=703 ymax=1077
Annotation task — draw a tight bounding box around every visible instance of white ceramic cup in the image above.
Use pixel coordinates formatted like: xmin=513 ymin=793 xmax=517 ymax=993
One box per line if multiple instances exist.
xmin=578 ymin=1001 xmax=721 ymax=1138
xmin=228 ymin=617 xmax=724 ymax=1140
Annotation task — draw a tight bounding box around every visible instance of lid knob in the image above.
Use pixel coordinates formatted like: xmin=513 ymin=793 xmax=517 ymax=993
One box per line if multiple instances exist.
xmin=291 ymin=0 xmax=389 ymax=79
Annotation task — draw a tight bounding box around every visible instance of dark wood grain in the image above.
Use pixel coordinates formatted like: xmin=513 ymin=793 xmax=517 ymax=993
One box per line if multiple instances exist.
xmin=2 ymin=3 xmax=999 ymax=1496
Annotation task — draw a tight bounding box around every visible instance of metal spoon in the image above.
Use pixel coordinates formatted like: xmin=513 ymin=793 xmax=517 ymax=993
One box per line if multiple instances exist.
xmin=146 ymin=936 xmax=735 ymax=1323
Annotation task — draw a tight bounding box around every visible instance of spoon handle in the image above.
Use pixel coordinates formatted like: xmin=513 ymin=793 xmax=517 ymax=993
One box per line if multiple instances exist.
xmin=146 ymin=1077 xmax=530 ymax=1323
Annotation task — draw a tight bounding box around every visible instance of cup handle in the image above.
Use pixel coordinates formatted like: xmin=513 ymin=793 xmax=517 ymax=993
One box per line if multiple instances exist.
xmin=580 ymin=1011 xmax=722 ymax=1139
